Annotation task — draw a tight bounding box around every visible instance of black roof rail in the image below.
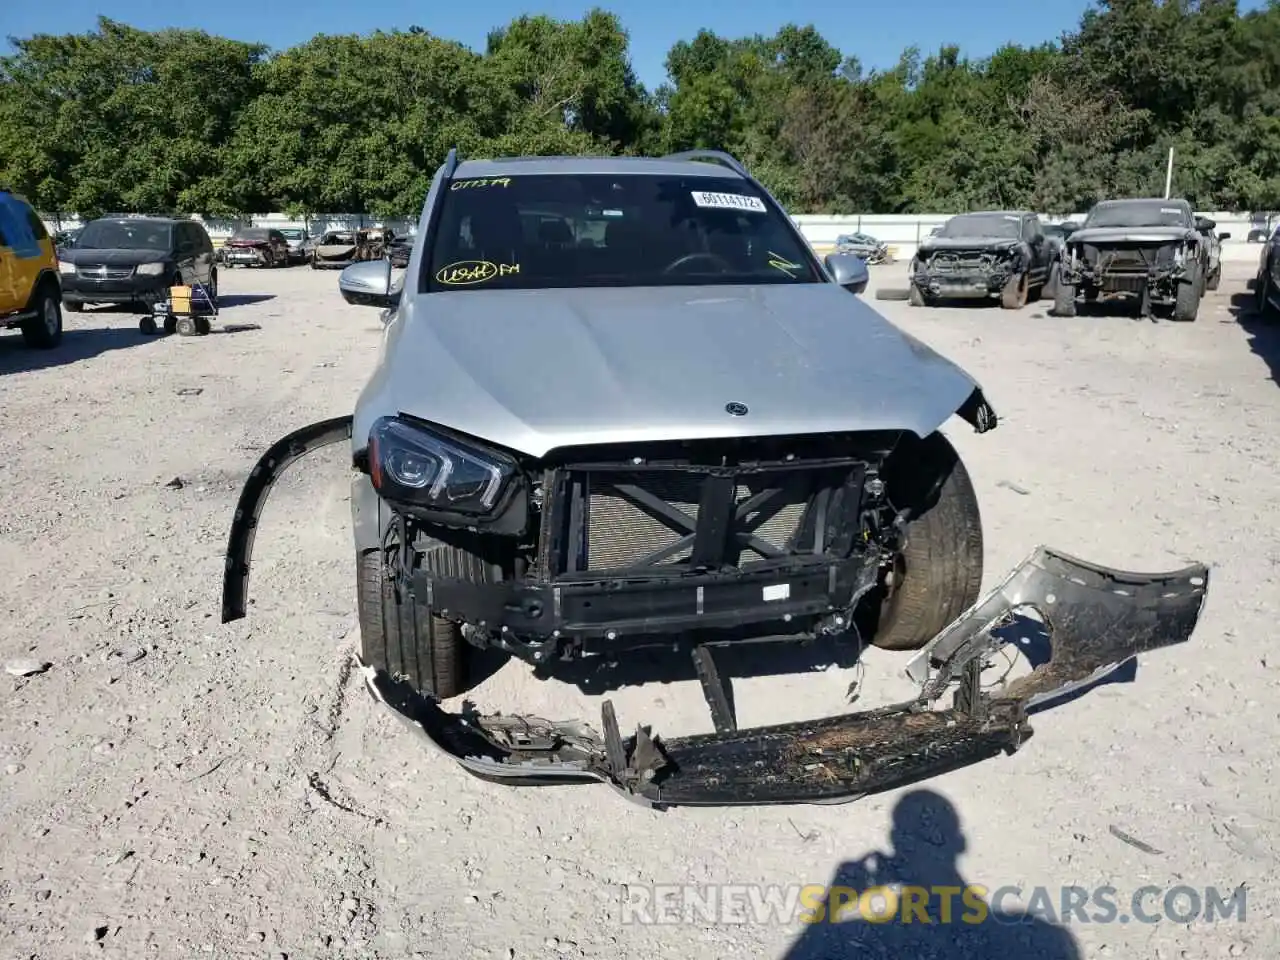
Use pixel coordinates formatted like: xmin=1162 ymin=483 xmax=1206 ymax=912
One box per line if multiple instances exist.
xmin=662 ymin=149 xmax=750 ymax=178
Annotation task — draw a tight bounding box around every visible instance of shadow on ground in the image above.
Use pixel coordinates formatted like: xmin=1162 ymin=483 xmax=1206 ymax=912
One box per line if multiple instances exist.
xmin=0 ymin=326 xmax=155 ymax=376
xmin=1227 ymin=281 xmax=1280 ymax=387
xmin=215 ymin=294 xmax=276 ymax=309
xmin=781 ymin=789 xmax=1082 ymax=960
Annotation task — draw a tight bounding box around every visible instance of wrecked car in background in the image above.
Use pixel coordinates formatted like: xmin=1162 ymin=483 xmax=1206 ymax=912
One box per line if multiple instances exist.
xmin=223 ymin=227 xmax=291 ymax=268
xmin=1053 ymin=198 xmax=1222 ymax=321
xmin=834 ymin=232 xmax=890 ymax=264
xmin=311 ymin=228 xmax=392 ymax=269
xmin=221 ymin=149 xmax=1208 ymax=809
xmin=909 ymin=211 xmax=1056 ymax=309
xmin=278 ymin=227 xmax=314 ymax=265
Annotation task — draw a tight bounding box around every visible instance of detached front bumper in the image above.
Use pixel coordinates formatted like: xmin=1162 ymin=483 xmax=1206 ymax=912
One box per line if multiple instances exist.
xmin=361 ymin=545 xmax=1207 ymax=807
xmin=221 ymin=418 xmax=1209 ymax=809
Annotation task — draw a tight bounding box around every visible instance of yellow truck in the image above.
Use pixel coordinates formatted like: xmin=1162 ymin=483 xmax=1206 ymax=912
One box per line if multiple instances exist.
xmin=0 ymin=188 xmax=63 ymax=348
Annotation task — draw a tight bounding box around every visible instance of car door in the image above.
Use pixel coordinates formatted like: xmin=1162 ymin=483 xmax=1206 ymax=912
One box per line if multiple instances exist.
xmin=1023 ymin=216 xmax=1048 ymax=284
xmin=1269 ymin=225 xmax=1280 ymax=292
xmin=173 ymin=223 xmax=197 ymax=284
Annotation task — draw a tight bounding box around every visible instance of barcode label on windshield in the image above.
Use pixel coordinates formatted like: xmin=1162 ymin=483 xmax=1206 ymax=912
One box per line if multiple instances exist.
xmin=691 ymin=191 xmax=767 ymax=214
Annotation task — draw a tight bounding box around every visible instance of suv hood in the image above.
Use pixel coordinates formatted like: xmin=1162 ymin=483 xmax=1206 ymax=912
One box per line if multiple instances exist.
xmin=1069 ymin=226 xmax=1190 ymax=245
xmin=920 ymin=237 xmax=1022 ymax=253
xmin=354 ymin=284 xmax=982 ymax=459
xmin=59 ymin=248 xmax=169 ymax=266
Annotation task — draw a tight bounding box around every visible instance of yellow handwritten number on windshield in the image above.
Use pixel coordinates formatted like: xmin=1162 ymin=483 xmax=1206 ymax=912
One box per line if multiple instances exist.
xmin=435 ymin=261 xmax=521 ymax=285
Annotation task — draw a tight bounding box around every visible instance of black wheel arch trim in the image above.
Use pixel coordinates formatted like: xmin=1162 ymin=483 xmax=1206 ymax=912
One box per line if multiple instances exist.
xmin=221 ymin=416 xmax=355 ymax=623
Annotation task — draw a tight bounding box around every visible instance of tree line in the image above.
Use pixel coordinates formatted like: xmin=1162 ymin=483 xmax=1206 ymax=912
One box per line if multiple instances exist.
xmin=2 ymin=1 xmax=1278 ymax=219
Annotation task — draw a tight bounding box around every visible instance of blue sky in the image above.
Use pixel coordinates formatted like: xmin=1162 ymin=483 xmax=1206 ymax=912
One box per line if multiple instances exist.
xmin=0 ymin=0 xmax=1267 ymax=90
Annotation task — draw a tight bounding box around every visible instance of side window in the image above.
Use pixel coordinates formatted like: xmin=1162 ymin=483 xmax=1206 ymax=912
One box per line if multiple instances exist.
xmin=1024 ymin=216 xmax=1040 ymax=240
xmin=198 ymin=227 xmax=212 ymax=253
xmin=23 ymin=204 xmax=48 ymax=240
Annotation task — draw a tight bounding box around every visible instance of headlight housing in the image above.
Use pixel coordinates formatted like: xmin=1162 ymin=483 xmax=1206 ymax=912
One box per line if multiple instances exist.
xmin=136 ymin=262 xmax=167 ymax=276
xmin=367 ymin=417 xmax=525 ymax=529
xmin=58 ymin=260 xmax=76 ymax=275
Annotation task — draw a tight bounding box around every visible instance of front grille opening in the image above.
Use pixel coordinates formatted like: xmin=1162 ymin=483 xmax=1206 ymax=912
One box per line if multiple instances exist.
xmin=559 ymin=464 xmax=859 ymax=575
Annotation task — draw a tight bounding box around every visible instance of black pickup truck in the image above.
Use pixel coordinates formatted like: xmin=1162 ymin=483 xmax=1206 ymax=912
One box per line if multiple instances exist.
xmin=909 ymin=210 xmax=1057 ymax=309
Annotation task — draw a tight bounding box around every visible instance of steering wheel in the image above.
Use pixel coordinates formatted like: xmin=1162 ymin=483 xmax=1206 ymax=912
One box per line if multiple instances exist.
xmin=662 ymin=251 xmax=735 ymax=275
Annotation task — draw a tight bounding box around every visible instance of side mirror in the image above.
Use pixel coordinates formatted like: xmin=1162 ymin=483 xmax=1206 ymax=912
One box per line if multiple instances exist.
xmin=1195 ymin=216 xmax=1216 ymax=232
xmin=928 ymin=226 xmax=943 ymax=237
xmin=825 ymin=253 xmax=869 ymax=294
xmin=339 ymin=259 xmax=398 ymax=309
xmin=1218 ymin=231 xmax=1231 ymax=241
xmin=1060 ymin=221 xmax=1079 ymax=234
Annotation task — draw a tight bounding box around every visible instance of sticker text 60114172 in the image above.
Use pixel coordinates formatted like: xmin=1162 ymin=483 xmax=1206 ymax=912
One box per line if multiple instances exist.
xmin=690 ymin=191 xmax=767 ymax=214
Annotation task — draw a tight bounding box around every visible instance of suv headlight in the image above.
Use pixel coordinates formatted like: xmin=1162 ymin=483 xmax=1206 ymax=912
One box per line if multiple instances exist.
xmin=136 ymin=263 xmax=166 ymax=276
xmin=58 ymin=260 xmax=76 ymax=275
xmin=368 ymin=417 xmax=518 ymax=517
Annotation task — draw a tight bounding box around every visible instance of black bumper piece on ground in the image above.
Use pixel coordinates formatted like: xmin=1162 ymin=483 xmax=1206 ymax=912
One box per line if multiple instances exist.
xmin=222 ymin=419 xmax=1208 ymax=808
xmin=360 ymin=546 xmax=1207 ymax=808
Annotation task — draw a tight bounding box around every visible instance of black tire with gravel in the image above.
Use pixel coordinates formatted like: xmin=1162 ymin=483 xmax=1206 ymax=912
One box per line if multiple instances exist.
xmin=1172 ymin=270 xmax=1202 ymax=322
xmin=861 ymin=431 xmax=984 ymax=652
xmin=21 ymin=281 xmax=63 ymax=349
xmin=1000 ymin=272 xmax=1028 ymax=309
xmin=1206 ymin=267 xmax=1220 ymax=291
xmin=357 ymin=538 xmax=499 ymax=699
xmin=908 ymin=282 xmax=927 ymax=307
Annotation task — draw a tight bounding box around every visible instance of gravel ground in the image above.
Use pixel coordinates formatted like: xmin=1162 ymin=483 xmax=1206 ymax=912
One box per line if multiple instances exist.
xmin=0 ymin=259 xmax=1277 ymax=959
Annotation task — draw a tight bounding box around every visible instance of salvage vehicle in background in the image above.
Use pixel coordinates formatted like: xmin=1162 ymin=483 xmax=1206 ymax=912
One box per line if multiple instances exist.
xmin=220 ymin=148 xmax=1207 ymax=810
xmin=311 ymin=228 xmax=391 ymax=269
xmin=834 ymin=231 xmax=890 ymax=263
xmin=908 ymin=211 xmax=1055 ymax=308
xmin=387 ymin=234 xmax=414 ymax=268
xmin=223 ymin=227 xmax=291 ymax=268
xmin=1252 ymin=222 xmax=1280 ymax=322
xmin=278 ymin=227 xmax=313 ymax=264
xmin=0 ymin=186 xmax=63 ymax=348
xmin=1194 ymin=216 xmax=1230 ymax=290
xmin=1053 ymin=198 xmax=1219 ymax=321
xmin=58 ymin=216 xmax=218 ymax=313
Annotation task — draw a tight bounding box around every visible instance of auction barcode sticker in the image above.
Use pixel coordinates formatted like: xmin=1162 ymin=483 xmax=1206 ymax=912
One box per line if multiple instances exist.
xmin=691 ymin=191 xmax=767 ymax=214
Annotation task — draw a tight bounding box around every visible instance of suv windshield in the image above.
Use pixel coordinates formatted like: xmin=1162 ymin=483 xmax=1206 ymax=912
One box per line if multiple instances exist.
xmin=279 ymin=229 xmax=304 ymax=240
xmin=77 ymin=220 xmax=172 ymax=251
xmin=233 ymin=228 xmax=271 ymax=241
xmin=422 ymin=173 xmax=821 ymax=291
xmin=938 ymin=214 xmax=1021 ymax=239
xmin=1085 ymin=201 xmax=1190 ymax=229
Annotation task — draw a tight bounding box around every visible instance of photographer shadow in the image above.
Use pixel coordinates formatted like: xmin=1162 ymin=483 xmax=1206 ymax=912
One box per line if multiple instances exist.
xmin=782 ymin=789 xmax=1081 ymax=960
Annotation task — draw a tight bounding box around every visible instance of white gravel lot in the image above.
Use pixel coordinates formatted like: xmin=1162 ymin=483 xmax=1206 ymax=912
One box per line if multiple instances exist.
xmin=0 ymin=258 xmax=1277 ymax=960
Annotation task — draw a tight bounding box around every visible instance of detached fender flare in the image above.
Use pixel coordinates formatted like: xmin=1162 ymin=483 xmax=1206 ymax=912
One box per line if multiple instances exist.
xmin=221 ymin=416 xmax=355 ymax=623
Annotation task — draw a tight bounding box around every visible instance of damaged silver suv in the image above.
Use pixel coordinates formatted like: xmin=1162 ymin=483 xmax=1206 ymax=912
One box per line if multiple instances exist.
xmin=221 ymin=150 xmax=1208 ymax=809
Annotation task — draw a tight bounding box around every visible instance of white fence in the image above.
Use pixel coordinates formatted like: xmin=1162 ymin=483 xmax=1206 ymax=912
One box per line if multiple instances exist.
xmin=42 ymin=210 xmax=1269 ymax=263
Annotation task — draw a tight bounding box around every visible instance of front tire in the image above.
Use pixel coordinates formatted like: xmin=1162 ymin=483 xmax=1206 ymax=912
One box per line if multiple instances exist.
xmin=1000 ymin=272 xmax=1028 ymax=309
xmin=1053 ymin=278 xmax=1077 ymax=317
xmin=1206 ymin=267 xmax=1220 ymax=292
xmin=357 ymin=546 xmax=469 ymax=699
xmin=864 ymin=432 xmax=984 ymax=652
xmin=21 ymin=284 xmax=63 ymax=348
xmin=1172 ymin=271 xmax=1202 ymax=322
xmin=908 ymin=282 xmax=927 ymax=307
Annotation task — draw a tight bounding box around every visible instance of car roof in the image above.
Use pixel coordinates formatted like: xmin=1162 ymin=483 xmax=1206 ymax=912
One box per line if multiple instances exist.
xmin=89 ymin=216 xmax=184 ymax=227
xmin=1095 ymin=197 xmax=1191 ymax=208
xmin=951 ymin=210 xmax=1031 ymax=218
xmin=450 ymin=156 xmax=744 ymax=180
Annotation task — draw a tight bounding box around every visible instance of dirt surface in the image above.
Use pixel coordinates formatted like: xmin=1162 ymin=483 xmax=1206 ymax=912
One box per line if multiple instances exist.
xmin=1 ymin=261 xmax=1277 ymax=959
